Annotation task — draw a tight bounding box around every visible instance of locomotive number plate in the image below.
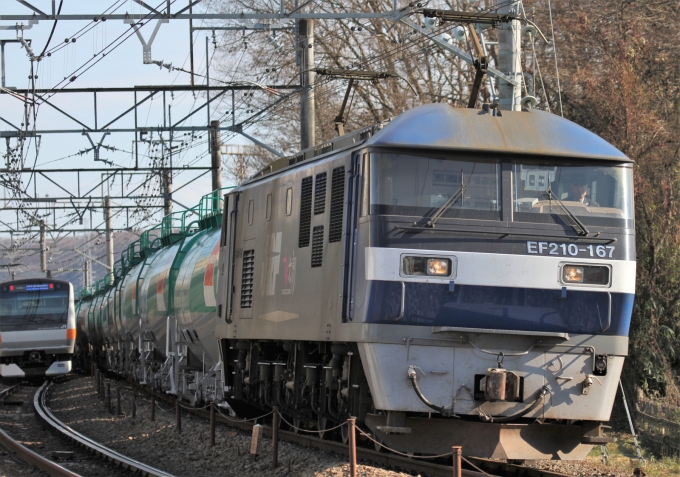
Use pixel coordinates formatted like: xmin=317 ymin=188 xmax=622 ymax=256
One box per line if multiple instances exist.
xmin=526 ymin=241 xmax=615 ymax=258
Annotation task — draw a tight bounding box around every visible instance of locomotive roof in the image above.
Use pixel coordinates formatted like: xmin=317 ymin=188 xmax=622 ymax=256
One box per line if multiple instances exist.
xmin=364 ymin=103 xmax=631 ymax=163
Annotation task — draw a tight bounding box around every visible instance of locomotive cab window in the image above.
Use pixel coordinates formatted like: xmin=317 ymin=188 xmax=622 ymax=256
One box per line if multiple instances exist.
xmin=370 ymin=153 xmax=501 ymax=220
xmin=513 ymin=162 xmax=634 ymax=228
xmin=248 ymin=199 xmax=254 ymax=225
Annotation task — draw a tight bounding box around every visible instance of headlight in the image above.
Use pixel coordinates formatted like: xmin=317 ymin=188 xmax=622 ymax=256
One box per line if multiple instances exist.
xmin=562 ymin=265 xmax=584 ymax=283
xmin=403 ymin=256 xmax=452 ymax=277
xmin=561 ymin=264 xmax=610 ymax=286
xmin=428 ymin=259 xmax=449 ymax=276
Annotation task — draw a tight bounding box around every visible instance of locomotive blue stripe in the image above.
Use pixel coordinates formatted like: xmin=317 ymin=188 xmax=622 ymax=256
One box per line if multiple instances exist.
xmin=363 ymin=280 xmax=633 ymax=336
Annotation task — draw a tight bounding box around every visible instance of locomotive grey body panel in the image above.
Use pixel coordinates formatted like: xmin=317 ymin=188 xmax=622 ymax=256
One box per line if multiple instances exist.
xmin=224 ymin=152 xmax=351 ymax=341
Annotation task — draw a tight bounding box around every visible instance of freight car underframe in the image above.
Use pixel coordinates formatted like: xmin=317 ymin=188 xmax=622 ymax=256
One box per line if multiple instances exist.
xmin=218 ymin=326 xmax=623 ymax=460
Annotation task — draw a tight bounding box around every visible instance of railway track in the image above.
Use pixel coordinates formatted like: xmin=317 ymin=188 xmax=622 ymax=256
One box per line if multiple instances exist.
xmin=0 ymin=379 xmax=175 ymax=477
xmin=130 ymin=377 xmax=576 ymax=477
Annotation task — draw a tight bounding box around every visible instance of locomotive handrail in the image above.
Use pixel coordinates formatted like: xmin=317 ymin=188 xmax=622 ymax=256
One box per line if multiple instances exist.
xmin=394 ymin=281 xmax=406 ymax=321
xmin=600 ymin=292 xmax=612 ymax=332
xmin=431 ymin=327 xmax=570 ymax=340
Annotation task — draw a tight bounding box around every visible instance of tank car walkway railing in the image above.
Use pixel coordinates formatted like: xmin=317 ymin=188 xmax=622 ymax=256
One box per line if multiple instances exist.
xmin=34 ymin=382 xmax=176 ymax=477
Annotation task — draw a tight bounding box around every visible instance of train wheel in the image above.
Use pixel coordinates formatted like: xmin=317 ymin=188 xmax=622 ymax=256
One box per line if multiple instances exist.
xmin=317 ymin=416 xmax=327 ymax=439
xmin=373 ymin=434 xmax=383 ymax=452
xmin=341 ymin=423 xmax=349 ymax=444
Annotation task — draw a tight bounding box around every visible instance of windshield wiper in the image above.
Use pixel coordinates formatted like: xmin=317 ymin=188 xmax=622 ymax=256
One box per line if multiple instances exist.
xmin=425 ymin=184 xmax=467 ymax=227
xmin=545 ymin=187 xmax=589 ymax=236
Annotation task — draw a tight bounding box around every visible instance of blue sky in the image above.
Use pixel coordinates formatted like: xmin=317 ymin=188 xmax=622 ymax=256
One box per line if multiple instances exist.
xmin=1 ymin=0 xmax=248 ymax=232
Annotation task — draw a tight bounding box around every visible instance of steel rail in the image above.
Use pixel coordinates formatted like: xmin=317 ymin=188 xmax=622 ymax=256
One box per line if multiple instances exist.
xmin=33 ymin=382 xmax=176 ymax=477
xmin=0 ymin=383 xmax=81 ymax=477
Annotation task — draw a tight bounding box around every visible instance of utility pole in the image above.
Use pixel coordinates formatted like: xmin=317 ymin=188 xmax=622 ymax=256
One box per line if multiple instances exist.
xmin=164 ymin=169 xmax=173 ymax=216
xmin=104 ymin=196 xmax=114 ymax=273
xmin=84 ymin=260 xmax=90 ymax=288
xmin=299 ymin=19 xmax=316 ymax=149
xmin=39 ymin=221 xmax=47 ymax=274
xmin=210 ymin=120 xmax=222 ymax=191
xmin=497 ymin=0 xmax=522 ymax=111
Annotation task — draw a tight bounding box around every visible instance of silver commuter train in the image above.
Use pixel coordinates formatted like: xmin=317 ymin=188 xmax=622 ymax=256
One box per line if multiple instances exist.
xmin=77 ymin=103 xmax=635 ymax=460
xmin=0 ymin=278 xmax=76 ymax=378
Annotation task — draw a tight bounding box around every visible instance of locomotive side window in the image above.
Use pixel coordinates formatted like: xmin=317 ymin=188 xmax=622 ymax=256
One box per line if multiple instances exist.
xmin=266 ymin=194 xmax=272 ymax=221
xmin=285 ymin=187 xmax=293 ymax=215
xmin=248 ymin=199 xmax=254 ymax=225
xmin=370 ymin=154 xmax=501 ymax=220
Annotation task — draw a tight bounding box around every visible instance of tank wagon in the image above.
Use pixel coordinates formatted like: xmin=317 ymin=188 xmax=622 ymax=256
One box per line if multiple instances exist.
xmin=77 ymin=190 xmax=227 ymax=404
xmin=78 ymin=103 xmax=635 ymax=460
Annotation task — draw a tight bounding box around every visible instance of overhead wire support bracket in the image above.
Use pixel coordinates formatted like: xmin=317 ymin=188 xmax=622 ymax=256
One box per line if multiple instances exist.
xmin=124 ymin=14 xmax=169 ymax=64
xmin=82 ymin=131 xmax=113 ymax=165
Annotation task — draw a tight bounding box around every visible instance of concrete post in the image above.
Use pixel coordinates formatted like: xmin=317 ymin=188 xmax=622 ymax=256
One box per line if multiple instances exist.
xmin=299 ymin=19 xmax=316 ymax=149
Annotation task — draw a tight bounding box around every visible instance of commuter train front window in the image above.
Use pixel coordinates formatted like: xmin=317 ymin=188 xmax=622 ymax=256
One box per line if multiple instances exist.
xmin=0 ymin=287 xmax=69 ymax=332
xmin=370 ymin=154 xmax=501 ymax=220
xmin=513 ymin=162 xmax=634 ymax=228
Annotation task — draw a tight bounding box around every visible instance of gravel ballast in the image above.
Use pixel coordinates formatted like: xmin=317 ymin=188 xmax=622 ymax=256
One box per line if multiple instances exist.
xmin=46 ymin=375 xmax=650 ymax=477
xmin=48 ymin=376 xmax=413 ymax=477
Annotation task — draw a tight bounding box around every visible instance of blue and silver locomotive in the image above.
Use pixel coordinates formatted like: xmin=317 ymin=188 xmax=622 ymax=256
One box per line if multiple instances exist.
xmin=215 ymin=103 xmax=634 ymax=460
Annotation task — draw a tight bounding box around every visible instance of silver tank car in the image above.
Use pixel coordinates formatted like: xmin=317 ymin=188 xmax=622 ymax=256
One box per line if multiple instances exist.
xmin=77 ymin=191 xmax=226 ymax=404
xmin=0 ymin=278 xmax=76 ymax=378
xmin=214 ymin=104 xmax=635 ymax=460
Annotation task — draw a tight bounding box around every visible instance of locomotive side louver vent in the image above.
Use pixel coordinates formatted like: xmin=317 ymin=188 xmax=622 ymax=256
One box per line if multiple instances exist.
xmin=311 ymin=226 xmax=324 ymax=268
xmin=240 ymin=249 xmax=254 ymax=308
xmin=314 ymin=172 xmax=327 ymax=215
xmin=299 ymin=176 xmax=313 ymax=247
xmin=329 ymin=166 xmax=345 ymax=243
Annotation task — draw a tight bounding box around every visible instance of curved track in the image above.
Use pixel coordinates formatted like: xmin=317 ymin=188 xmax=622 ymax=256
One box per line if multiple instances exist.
xmin=33 ymin=381 xmax=175 ymax=477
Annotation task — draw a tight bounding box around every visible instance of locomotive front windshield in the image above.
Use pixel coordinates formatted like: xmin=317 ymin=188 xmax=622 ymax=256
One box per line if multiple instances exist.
xmin=514 ymin=162 xmax=634 ymax=228
xmin=369 ymin=153 xmax=634 ymax=229
xmin=0 ymin=285 xmax=69 ymax=332
xmin=369 ymin=154 xmax=502 ymax=220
